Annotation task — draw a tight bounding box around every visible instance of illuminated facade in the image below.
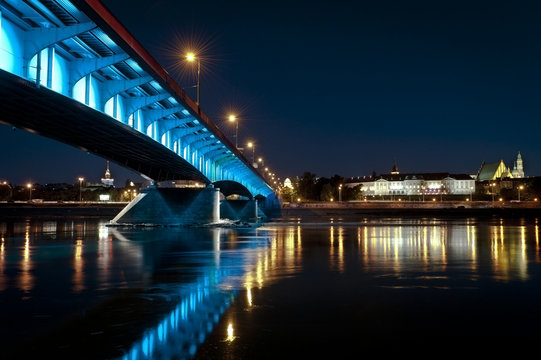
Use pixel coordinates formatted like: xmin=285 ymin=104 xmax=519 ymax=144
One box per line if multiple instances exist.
xmin=346 ymin=164 xmax=475 ymax=196
xmin=511 ymin=152 xmax=525 ymax=178
xmin=476 ymin=152 xmax=525 ymax=181
xmin=101 ymin=161 xmax=114 ymax=187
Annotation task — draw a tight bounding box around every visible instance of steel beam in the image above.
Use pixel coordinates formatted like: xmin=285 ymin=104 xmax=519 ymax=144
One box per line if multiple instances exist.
xmin=24 ymin=22 xmax=96 ymax=62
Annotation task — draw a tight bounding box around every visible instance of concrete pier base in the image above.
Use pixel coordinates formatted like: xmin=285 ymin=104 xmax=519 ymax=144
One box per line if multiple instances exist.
xmin=220 ymin=199 xmax=259 ymax=222
xmin=111 ymin=186 xmax=220 ymax=225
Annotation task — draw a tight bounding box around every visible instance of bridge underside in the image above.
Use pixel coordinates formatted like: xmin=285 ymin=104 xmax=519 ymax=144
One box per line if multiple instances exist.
xmin=0 ymin=69 xmax=208 ymax=184
xmin=213 ymin=180 xmax=254 ymax=199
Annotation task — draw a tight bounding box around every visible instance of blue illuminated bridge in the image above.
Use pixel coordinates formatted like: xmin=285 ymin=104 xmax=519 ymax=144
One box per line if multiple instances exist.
xmin=0 ymin=0 xmax=274 ymax=202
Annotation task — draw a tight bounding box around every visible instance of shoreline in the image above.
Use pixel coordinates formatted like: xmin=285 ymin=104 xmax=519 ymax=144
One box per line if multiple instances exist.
xmin=0 ymin=200 xmax=540 ymax=219
xmin=0 ymin=202 xmax=126 ymax=217
xmin=281 ymin=200 xmax=541 ymax=218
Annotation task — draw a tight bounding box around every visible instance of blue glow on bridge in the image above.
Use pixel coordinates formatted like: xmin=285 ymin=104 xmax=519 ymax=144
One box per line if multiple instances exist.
xmin=0 ymin=0 xmax=273 ymax=198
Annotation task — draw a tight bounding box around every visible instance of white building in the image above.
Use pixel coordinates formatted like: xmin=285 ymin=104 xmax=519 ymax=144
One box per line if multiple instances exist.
xmin=346 ymin=172 xmax=475 ymax=197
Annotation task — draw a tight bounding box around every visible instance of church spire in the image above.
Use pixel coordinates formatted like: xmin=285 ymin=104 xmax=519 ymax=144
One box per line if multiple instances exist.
xmin=512 ymin=151 xmax=525 ymax=178
xmin=391 ymin=160 xmax=399 ymax=175
xmin=101 ymin=161 xmax=114 ymax=186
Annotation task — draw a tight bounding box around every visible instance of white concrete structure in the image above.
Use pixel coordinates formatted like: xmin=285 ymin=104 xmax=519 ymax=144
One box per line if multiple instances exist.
xmin=346 ymin=173 xmax=475 ymax=197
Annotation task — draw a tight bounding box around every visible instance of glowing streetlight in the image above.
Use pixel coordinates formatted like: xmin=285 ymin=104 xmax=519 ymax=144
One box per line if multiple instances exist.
xmin=185 ymin=51 xmax=200 ymax=105
xmin=1 ymin=181 xmax=12 ymax=200
xmin=490 ymin=183 xmax=496 ymax=204
xmin=338 ymin=184 xmax=342 ymax=202
xmin=246 ymin=141 xmax=255 ymax=165
xmin=26 ymin=183 xmax=32 ymax=201
xmin=78 ymin=177 xmax=84 ymax=202
xmin=228 ymin=114 xmax=238 ymax=148
xmin=518 ymin=185 xmax=524 ymax=202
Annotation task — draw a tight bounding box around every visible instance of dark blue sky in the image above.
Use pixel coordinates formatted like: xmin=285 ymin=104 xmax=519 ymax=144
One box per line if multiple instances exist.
xmin=1 ymin=0 xmax=540 ymax=185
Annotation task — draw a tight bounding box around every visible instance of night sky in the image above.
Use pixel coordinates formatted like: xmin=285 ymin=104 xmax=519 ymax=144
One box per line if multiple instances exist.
xmin=1 ymin=0 xmax=540 ymax=186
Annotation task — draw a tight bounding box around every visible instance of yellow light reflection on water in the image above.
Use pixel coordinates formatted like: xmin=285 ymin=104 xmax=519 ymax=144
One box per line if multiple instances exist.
xmin=226 ymin=323 xmax=235 ymax=342
xmin=73 ymin=239 xmax=85 ymax=293
xmin=18 ymin=223 xmax=34 ymax=294
xmin=246 ymin=288 xmax=252 ymax=307
xmin=0 ymin=236 xmax=5 ymax=292
xmin=490 ymin=220 xmax=530 ymax=282
xmin=534 ymin=219 xmax=539 ymax=262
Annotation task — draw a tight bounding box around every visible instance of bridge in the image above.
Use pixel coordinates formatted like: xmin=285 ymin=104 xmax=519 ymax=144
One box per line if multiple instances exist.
xmin=0 ymin=0 xmax=278 ymax=223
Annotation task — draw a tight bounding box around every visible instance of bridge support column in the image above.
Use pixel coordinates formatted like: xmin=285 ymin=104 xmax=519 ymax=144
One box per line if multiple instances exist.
xmin=220 ymin=199 xmax=259 ymax=222
xmin=111 ymin=185 xmax=220 ymax=225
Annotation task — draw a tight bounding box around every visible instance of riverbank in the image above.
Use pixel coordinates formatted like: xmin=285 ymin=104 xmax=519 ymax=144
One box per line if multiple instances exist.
xmin=280 ymin=200 xmax=541 ymax=219
xmin=1 ymin=200 xmax=540 ymax=219
xmin=0 ymin=201 xmax=126 ymax=217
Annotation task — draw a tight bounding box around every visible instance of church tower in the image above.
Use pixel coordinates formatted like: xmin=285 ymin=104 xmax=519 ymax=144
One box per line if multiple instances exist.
xmin=391 ymin=160 xmax=400 ymax=175
xmin=512 ymin=151 xmax=525 ymax=178
xmin=101 ymin=161 xmax=115 ymax=186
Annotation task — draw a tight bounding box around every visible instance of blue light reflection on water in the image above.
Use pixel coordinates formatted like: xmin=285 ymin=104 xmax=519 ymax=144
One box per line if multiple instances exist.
xmin=111 ymin=226 xmax=270 ymax=360
xmin=0 ymin=218 xmax=273 ymax=358
xmin=120 ymin=272 xmax=236 ymax=360
xmin=1 ymin=216 xmax=541 ymax=358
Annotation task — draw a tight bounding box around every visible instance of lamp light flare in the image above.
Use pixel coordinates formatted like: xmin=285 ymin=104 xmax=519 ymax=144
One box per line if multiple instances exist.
xmin=186 ymin=52 xmax=196 ymax=62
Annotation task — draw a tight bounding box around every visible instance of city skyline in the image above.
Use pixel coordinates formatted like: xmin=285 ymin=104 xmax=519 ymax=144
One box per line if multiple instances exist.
xmin=1 ymin=0 xmax=540 ymax=185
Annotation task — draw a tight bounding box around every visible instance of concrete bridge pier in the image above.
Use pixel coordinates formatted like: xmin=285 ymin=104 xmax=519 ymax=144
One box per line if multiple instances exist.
xmin=220 ymin=199 xmax=259 ymax=223
xmin=111 ymin=185 xmax=221 ymax=226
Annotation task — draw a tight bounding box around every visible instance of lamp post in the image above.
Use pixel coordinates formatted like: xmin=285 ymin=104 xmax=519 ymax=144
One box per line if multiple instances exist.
xmin=228 ymin=114 xmax=238 ymax=148
xmin=27 ymin=183 xmax=32 ymax=201
xmin=339 ymin=184 xmax=342 ymax=202
xmin=518 ymin=185 xmax=524 ymax=202
xmin=78 ymin=177 xmax=84 ymax=202
xmin=186 ymin=52 xmax=200 ymax=105
xmin=246 ymin=141 xmax=255 ymax=165
xmin=1 ymin=181 xmax=12 ymax=200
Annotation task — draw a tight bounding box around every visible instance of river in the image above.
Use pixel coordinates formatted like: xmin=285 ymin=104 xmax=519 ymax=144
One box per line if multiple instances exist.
xmin=1 ymin=213 xmax=540 ymax=358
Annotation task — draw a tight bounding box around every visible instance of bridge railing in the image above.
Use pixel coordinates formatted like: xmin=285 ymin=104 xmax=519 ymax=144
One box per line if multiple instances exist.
xmin=80 ymin=0 xmax=265 ymax=185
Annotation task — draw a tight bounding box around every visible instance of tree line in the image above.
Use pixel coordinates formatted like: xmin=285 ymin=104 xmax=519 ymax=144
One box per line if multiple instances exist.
xmin=281 ymin=172 xmax=362 ymax=202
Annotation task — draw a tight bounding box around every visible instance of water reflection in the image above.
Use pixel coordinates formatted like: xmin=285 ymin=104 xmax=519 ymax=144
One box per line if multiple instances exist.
xmin=0 ymin=217 xmax=540 ymax=358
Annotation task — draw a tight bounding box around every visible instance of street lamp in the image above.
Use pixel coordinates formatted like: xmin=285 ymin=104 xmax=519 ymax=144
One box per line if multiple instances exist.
xmin=1 ymin=181 xmax=12 ymax=200
xmin=185 ymin=52 xmax=200 ymax=105
xmin=228 ymin=114 xmax=238 ymax=148
xmin=27 ymin=183 xmax=32 ymax=201
xmin=78 ymin=177 xmax=84 ymax=202
xmin=490 ymin=183 xmax=496 ymax=204
xmin=339 ymin=184 xmax=342 ymax=202
xmin=518 ymin=185 xmax=524 ymax=202
xmin=246 ymin=141 xmax=255 ymax=165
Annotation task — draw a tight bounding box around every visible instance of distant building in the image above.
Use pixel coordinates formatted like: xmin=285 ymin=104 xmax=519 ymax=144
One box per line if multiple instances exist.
xmin=390 ymin=161 xmax=400 ymax=175
xmin=101 ymin=161 xmax=114 ymax=187
xmin=345 ymin=163 xmax=475 ymax=197
xmin=476 ymin=151 xmax=524 ymax=181
xmin=511 ymin=151 xmax=525 ymax=178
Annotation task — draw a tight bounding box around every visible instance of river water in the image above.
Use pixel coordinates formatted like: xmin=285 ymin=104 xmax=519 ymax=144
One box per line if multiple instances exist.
xmin=1 ymin=214 xmax=540 ymax=358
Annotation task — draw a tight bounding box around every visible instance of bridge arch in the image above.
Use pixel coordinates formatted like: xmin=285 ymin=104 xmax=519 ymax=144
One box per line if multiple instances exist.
xmin=0 ymin=0 xmax=275 ymax=200
xmin=213 ymin=180 xmax=253 ymax=200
